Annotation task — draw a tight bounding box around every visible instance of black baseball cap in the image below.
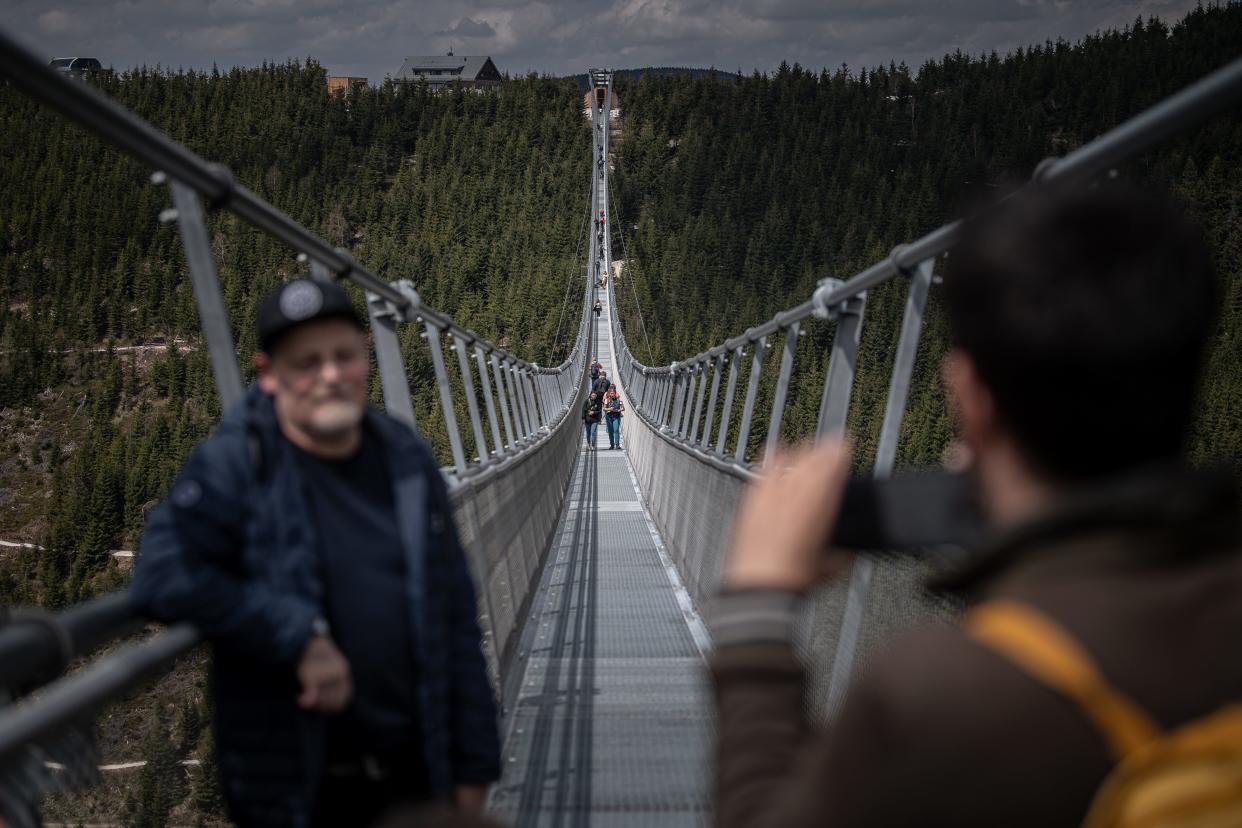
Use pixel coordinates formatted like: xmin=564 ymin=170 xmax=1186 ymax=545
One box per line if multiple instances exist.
xmin=256 ymin=278 xmax=364 ymax=353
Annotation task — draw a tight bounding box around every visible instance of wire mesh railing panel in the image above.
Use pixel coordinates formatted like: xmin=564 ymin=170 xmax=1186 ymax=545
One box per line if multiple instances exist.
xmin=609 ymin=56 xmax=1242 ymax=723
xmin=450 ymin=376 xmax=585 ymax=682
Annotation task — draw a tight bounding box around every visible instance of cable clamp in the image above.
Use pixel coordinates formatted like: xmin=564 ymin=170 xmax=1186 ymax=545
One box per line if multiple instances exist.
xmin=8 ymin=608 xmax=75 ymax=687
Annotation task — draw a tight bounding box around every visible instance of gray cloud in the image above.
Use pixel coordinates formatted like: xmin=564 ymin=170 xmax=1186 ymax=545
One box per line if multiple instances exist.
xmin=1 ymin=0 xmax=1209 ymax=81
xmin=436 ymin=16 xmax=498 ymax=37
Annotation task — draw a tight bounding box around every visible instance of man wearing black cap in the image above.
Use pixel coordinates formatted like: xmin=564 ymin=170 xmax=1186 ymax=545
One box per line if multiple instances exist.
xmin=131 ymin=278 xmax=501 ymax=827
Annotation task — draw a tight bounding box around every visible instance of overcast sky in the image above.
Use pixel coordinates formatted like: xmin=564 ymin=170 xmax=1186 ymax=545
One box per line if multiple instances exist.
xmin=1 ymin=0 xmax=1208 ymax=81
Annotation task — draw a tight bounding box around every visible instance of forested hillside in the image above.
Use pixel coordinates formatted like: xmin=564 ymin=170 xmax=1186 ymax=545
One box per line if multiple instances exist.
xmin=0 ymin=67 xmax=589 ymax=608
xmin=611 ymin=4 xmax=1242 ymax=471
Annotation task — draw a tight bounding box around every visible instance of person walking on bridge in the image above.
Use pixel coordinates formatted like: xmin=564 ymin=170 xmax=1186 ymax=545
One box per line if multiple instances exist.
xmin=710 ymin=186 xmax=1241 ymax=827
xmin=603 ymin=385 xmax=624 ymax=450
xmin=592 ymin=369 xmax=610 ymax=397
xmin=593 ymin=299 xmax=603 ymax=319
xmin=582 ymin=391 xmax=603 ymax=450
xmin=131 ymin=278 xmax=500 ymax=828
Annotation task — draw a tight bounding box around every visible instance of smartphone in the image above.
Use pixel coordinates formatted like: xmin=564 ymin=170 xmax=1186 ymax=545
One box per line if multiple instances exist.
xmin=828 ymin=470 xmax=985 ymax=555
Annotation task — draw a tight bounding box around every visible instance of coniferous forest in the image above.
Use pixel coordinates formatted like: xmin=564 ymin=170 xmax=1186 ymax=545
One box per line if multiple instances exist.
xmin=0 ymin=3 xmax=1240 ymax=824
xmin=611 ymin=4 xmax=1242 ymax=472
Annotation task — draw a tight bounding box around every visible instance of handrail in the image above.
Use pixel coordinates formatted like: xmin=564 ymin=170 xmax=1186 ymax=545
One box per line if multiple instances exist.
xmin=0 ymin=626 xmax=201 ymax=762
xmin=0 ymin=593 xmax=142 ymax=690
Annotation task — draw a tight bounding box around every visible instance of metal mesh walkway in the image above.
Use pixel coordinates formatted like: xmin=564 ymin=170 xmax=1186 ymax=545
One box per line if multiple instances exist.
xmin=488 ymin=289 xmax=712 ymax=826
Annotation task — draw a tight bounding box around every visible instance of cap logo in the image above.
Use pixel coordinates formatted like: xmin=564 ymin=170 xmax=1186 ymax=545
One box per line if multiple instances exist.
xmin=279 ymin=281 xmax=323 ymax=321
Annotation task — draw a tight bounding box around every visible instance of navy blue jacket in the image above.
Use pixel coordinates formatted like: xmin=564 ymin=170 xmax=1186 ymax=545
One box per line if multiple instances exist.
xmin=131 ymin=387 xmax=500 ymax=826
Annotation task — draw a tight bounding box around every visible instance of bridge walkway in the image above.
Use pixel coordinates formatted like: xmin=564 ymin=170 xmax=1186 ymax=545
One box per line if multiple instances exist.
xmin=487 ymin=287 xmax=712 ymax=826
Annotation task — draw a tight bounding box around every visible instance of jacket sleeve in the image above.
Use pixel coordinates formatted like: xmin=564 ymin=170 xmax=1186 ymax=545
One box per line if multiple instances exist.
xmin=130 ymin=435 xmax=321 ymax=665
xmin=428 ymin=458 xmax=502 ymax=785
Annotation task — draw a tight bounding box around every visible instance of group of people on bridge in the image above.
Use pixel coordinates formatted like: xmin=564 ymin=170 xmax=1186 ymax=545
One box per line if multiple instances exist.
xmin=582 ymin=358 xmax=624 ymax=450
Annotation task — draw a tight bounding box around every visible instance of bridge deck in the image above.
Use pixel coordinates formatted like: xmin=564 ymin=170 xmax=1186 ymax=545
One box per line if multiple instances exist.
xmin=488 ymin=289 xmax=712 ymax=826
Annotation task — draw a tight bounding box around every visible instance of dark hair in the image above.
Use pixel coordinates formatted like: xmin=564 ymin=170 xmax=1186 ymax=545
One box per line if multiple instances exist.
xmin=943 ymin=184 xmax=1215 ymax=481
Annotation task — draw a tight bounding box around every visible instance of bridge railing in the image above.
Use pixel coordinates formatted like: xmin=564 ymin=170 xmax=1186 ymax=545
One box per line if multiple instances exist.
xmin=0 ymin=28 xmax=595 ymax=799
xmin=607 ymin=58 xmax=1242 ymax=720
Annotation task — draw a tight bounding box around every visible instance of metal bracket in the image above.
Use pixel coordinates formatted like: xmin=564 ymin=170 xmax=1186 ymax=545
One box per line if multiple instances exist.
xmin=1032 ymin=156 xmax=1061 ymax=183
xmin=367 ymin=291 xmax=399 ymax=321
xmin=372 ymin=279 xmax=421 ymax=323
xmin=6 ymin=609 xmax=74 ymax=688
xmin=813 ymin=278 xmax=866 ymax=321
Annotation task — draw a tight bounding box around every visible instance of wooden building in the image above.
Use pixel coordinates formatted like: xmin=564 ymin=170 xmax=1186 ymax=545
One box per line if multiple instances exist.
xmin=395 ymin=53 xmax=502 ymax=93
xmin=327 ymin=76 xmax=369 ymax=97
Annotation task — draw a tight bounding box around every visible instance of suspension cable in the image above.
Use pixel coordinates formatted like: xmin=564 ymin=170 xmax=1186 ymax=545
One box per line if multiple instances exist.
xmin=550 ymin=180 xmax=593 ymax=363
xmin=607 ymin=185 xmax=656 ymax=364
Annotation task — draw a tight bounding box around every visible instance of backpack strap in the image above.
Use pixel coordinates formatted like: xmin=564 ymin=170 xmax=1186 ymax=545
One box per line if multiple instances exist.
xmin=965 ymin=600 xmax=1161 ymax=761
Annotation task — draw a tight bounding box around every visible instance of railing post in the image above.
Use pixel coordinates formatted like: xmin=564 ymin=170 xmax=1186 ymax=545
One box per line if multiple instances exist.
xmin=716 ymin=346 xmax=742 ymax=455
xmin=167 ymin=179 xmax=244 ymax=411
xmin=452 ymin=333 xmax=489 ymax=464
xmin=527 ymin=369 xmax=543 ymax=428
xmin=667 ymin=374 xmax=676 ymax=423
xmin=669 ymin=370 xmax=687 ymax=433
xmin=538 ymin=373 xmax=553 ymax=424
xmin=672 ymin=368 xmax=689 ymax=437
xmin=522 ymin=369 xmax=543 ymax=430
xmin=513 ymin=361 xmax=533 ymax=438
xmin=474 ymin=345 xmax=505 ymax=459
xmin=874 ymin=258 xmax=934 ymax=474
xmin=735 ymin=336 xmax=767 ymax=462
xmin=546 ymin=373 xmax=559 ymax=420
xmin=763 ymin=323 xmax=800 ymax=464
xmin=816 ymin=292 xmax=868 ymax=438
xmin=505 ymin=361 xmax=526 ymax=438
xmin=701 ymin=353 xmax=724 ymax=449
xmin=680 ymin=366 xmax=700 ymax=438
xmin=664 ymin=374 xmax=676 ymax=429
xmin=690 ymin=361 xmax=709 ymax=443
xmin=425 ymin=322 xmax=468 ymax=474
xmin=366 ymin=285 xmax=418 ymax=430
xmin=491 ymin=353 xmax=517 ymax=448
xmin=537 ymin=373 xmax=548 ymax=425
xmin=510 ymin=361 xmax=534 ymax=437
xmin=824 ymin=259 xmax=934 ymax=719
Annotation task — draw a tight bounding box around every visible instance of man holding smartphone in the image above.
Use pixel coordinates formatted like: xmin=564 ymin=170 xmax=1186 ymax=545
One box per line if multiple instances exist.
xmin=710 ymin=186 xmax=1240 ymax=826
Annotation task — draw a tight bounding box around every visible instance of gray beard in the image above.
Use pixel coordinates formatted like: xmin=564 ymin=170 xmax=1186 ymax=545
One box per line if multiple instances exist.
xmin=306 ymin=399 xmax=365 ymax=436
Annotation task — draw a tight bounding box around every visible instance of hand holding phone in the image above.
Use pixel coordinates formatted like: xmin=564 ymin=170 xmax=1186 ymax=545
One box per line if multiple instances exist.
xmin=722 ymin=439 xmax=855 ymax=594
xmin=830 ymin=470 xmax=984 ymax=554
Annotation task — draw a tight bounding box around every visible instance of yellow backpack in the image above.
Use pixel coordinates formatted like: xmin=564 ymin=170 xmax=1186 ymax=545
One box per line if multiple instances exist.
xmin=966 ymin=600 xmax=1242 ymax=828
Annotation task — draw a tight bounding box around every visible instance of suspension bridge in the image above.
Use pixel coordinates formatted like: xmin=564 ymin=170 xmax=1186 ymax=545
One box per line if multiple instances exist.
xmin=0 ymin=28 xmax=1240 ymax=828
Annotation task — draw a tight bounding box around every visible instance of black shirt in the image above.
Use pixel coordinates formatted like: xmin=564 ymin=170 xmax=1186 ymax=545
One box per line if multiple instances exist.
xmin=290 ymin=427 xmax=423 ymax=757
